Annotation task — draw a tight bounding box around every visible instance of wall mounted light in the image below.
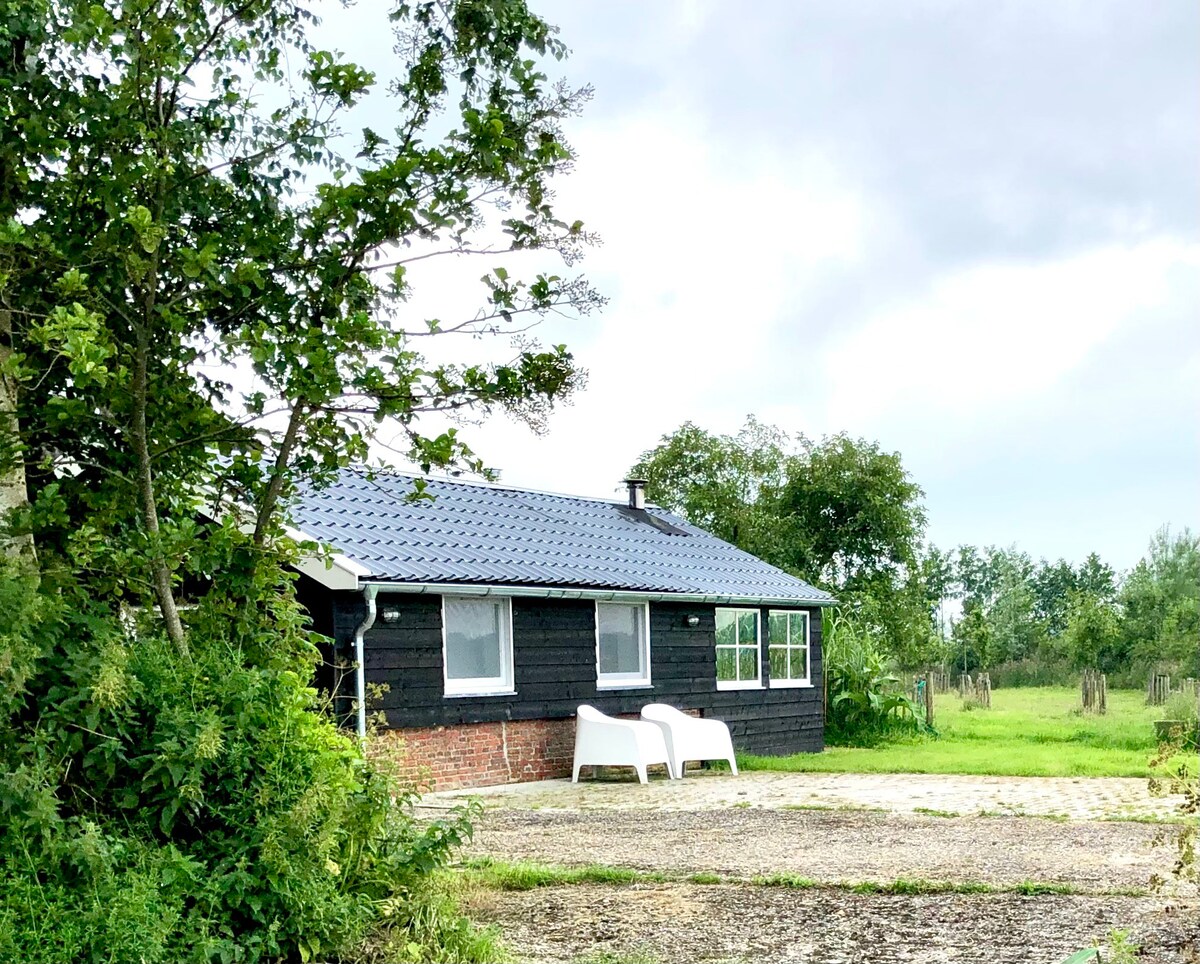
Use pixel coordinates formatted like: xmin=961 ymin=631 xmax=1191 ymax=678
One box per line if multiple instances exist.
xmin=380 ymin=607 xmax=402 ymax=624
xmin=684 ymin=615 xmax=700 ymax=628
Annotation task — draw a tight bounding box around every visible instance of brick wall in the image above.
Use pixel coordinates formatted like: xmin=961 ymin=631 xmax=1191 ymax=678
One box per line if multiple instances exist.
xmin=368 ymin=710 xmax=698 ymax=791
xmin=369 ymin=717 xmax=576 ymax=791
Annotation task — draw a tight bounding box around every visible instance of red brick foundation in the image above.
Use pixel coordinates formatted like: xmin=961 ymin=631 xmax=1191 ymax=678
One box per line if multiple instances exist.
xmin=368 ymin=710 xmax=702 ymax=791
xmin=369 ymin=718 xmax=577 ymax=791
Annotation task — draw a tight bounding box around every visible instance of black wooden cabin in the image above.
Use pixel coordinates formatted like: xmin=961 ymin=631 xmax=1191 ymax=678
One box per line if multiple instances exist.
xmin=291 ymin=470 xmax=834 ymax=787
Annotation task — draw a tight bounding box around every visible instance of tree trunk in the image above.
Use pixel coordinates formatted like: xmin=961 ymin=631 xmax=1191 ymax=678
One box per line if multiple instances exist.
xmin=131 ymin=323 xmax=187 ymax=656
xmin=0 ymin=308 xmax=36 ymax=564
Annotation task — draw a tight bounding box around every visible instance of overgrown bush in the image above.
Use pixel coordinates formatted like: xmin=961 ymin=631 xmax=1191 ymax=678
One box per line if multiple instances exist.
xmin=0 ymin=563 xmax=487 ymax=963
xmin=987 ymin=658 xmax=1074 ymax=688
xmin=1161 ymin=691 xmax=1199 ymax=725
xmin=822 ymin=611 xmax=927 ymax=746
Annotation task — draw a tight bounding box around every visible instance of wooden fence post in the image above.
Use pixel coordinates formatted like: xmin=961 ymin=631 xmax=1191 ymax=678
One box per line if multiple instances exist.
xmin=1147 ymin=674 xmax=1171 ymax=706
xmin=924 ymin=670 xmax=934 ymax=727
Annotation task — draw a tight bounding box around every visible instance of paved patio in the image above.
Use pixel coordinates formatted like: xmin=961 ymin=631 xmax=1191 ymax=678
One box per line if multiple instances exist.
xmin=426 ymin=769 xmax=1186 ymax=821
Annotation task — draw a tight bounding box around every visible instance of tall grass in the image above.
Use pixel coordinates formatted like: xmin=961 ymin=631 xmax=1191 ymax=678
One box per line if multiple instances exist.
xmin=823 ymin=612 xmax=925 ymax=746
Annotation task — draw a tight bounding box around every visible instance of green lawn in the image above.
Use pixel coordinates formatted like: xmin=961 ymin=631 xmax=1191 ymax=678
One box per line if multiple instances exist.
xmin=741 ymin=687 xmax=1191 ymax=778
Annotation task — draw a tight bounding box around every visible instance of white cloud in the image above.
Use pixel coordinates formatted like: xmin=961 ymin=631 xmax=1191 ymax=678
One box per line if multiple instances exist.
xmin=817 ymin=240 xmax=1198 ymax=432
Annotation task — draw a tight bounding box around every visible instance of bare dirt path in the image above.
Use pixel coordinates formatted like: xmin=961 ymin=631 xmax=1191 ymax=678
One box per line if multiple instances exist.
xmin=466 ymin=884 xmax=1199 ymax=964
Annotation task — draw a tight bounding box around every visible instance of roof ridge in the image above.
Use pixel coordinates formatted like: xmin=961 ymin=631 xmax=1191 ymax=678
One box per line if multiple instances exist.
xmin=346 ymin=465 xmax=663 ymax=509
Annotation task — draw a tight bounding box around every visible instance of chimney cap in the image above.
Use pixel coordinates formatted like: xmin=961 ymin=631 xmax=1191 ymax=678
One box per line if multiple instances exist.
xmin=622 ymin=478 xmax=648 ymax=510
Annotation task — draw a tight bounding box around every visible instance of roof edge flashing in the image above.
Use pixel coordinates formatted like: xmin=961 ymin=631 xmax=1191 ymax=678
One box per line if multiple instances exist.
xmin=360 ymin=580 xmax=837 ymax=608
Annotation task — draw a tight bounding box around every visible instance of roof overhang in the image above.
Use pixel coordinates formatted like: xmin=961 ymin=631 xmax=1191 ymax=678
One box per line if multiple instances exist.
xmin=360 ymin=579 xmax=837 ymax=608
xmin=287 ymin=526 xmax=373 ymax=591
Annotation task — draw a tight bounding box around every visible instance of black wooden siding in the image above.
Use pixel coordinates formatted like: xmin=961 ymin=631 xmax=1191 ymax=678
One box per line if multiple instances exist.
xmin=304 ymin=584 xmax=824 ymax=756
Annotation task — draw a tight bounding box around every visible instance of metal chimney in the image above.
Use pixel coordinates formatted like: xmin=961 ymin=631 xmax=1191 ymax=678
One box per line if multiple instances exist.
xmin=623 ymin=479 xmax=647 ymax=510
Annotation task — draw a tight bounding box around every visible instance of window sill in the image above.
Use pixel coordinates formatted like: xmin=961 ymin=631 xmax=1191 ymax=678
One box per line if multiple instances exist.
xmin=716 ymin=681 xmax=763 ymax=691
xmin=769 ymin=680 xmax=814 ymax=689
xmin=597 ymin=681 xmax=654 ymax=691
xmin=443 ymin=690 xmax=517 ymax=700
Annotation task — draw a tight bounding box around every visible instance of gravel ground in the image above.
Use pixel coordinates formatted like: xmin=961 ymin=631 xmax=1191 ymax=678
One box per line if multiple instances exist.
xmin=441 ymin=773 xmax=1198 ymax=962
xmin=466 ymin=808 xmax=1177 ymax=893
xmin=467 ymin=883 xmax=1200 ymax=964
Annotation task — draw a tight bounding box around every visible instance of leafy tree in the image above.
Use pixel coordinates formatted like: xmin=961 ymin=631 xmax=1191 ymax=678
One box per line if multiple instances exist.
xmin=1122 ymin=527 xmax=1200 ymax=676
xmin=952 ymin=599 xmax=996 ymax=671
xmin=1076 ymin=552 xmax=1117 ymax=602
xmin=986 ymin=550 xmax=1042 ymax=663
xmin=1 ymin=0 xmax=599 ymax=959
xmin=633 ymin=419 xmax=930 ymax=660
xmin=1030 ymin=558 xmax=1077 ymax=641
xmin=630 ymin=417 xmax=789 ymax=563
xmin=776 ymin=434 xmax=927 ymax=597
xmin=1064 ymin=590 xmax=1125 ymax=672
xmin=3 ymin=0 xmax=600 ymax=651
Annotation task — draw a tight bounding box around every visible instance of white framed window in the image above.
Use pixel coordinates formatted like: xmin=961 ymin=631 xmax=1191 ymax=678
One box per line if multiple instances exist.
xmin=715 ymin=608 xmax=761 ymax=690
xmin=442 ymin=596 xmax=514 ymax=697
xmin=596 ymin=601 xmax=652 ymax=688
xmin=768 ymin=609 xmax=811 ymax=687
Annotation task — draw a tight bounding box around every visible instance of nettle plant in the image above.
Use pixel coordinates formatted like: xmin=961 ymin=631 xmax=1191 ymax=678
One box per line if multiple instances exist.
xmin=1 ymin=0 xmax=599 ymax=960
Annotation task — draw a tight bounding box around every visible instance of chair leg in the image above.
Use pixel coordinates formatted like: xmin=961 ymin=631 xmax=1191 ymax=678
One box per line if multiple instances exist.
xmin=635 ymin=764 xmax=648 ymax=784
xmin=572 ymin=762 xmax=582 ymax=783
xmin=728 ymin=756 xmax=738 ymax=776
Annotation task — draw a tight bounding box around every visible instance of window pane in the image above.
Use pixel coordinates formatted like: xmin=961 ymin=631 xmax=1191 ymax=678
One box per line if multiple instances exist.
xmin=769 ymin=645 xmax=787 ymax=680
xmin=738 ymin=646 xmax=758 ymax=682
xmin=599 ymin=604 xmax=642 ymax=675
xmin=793 ymin=612 xmax=809 ymax=644
xmin=737 ymin=611 xmax=758 ymax=645
xmin=768 ymin=611 xmax=787 ymax=646
xmin=793 ymin=645 xmax=809 ymax=681
xmin=445 ymin=599 xmax=501 ymax=680
xmin=715 ymin=609 xmax=736 ymax=646
xmin=716 ymin=647 xmax=736 ymax=682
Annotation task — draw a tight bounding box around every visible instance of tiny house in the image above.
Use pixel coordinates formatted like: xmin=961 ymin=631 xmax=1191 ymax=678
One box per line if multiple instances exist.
xmin=291 ymin=470 xmax=834 ymax=790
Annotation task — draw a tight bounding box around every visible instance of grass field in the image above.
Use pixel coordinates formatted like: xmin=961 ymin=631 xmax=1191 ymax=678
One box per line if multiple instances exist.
xmin=741 ymin=687 xmax=1193 ymax=778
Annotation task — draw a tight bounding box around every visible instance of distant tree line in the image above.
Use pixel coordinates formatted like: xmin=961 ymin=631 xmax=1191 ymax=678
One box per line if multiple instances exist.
xmin=948 ymin=533 xmax=1199 ymax=681
xmin=632 ymin=418 xmax=1199 ymax=683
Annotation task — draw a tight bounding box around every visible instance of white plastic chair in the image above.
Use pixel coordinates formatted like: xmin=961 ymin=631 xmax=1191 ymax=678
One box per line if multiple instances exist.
xmin=640 ymin=703 xmax=738 ymax=777
xmin=572 ymin=705 xmax=674 ymax=783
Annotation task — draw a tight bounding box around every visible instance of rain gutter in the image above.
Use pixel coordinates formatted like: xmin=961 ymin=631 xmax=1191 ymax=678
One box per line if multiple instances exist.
xmin=359 ymin=580 xmax=836 ymax=608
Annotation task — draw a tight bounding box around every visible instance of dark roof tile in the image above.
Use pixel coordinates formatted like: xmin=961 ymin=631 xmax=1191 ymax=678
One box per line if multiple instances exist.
xmin=291 ymin=470 xmax=834 ymax=603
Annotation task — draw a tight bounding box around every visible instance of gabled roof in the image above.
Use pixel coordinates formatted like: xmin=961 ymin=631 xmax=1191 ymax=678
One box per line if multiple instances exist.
xmin=290 ymin=469 xmax=834 ymax=605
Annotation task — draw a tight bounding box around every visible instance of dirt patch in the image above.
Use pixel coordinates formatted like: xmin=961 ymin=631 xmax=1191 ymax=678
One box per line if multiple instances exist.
xmin=468 ymin=883 xmax=1200 ymax=964
xmin=466 ymin=808 xmax=1178 ymax=893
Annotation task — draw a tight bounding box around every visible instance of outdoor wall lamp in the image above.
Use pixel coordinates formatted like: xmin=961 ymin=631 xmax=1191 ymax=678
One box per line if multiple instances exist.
xmin=684 ymin=615 xmax=700 ymax=628
xmin=380 ymin=606 xmax=402 ymax=624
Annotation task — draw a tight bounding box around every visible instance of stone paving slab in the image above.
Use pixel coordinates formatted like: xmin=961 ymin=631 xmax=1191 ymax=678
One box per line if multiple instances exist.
xmin=427 ymin=770 xmax=1187 ymax=821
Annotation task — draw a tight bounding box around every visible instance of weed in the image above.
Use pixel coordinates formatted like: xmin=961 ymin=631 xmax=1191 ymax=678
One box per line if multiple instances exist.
xmin=1105 ymin=928 xmax=1140 ymax=964
xmin=461 ymin=858 xmax=664 ymax=891
xmin=686 ymin=872 xmax=723 ymax=885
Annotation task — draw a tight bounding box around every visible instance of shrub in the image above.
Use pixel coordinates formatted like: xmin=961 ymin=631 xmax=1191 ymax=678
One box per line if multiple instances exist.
xmin=0 ymin=568 xmax=486 ymax=963
xmin=823 ymin=611 xmax=927 ymax=746
xmin=1161 ymin=691 xmax=1199 ymax=725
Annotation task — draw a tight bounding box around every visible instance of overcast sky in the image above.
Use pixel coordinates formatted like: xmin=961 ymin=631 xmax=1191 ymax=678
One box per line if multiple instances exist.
xmin=315 ymin=0 xmax=1199 ymax=573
